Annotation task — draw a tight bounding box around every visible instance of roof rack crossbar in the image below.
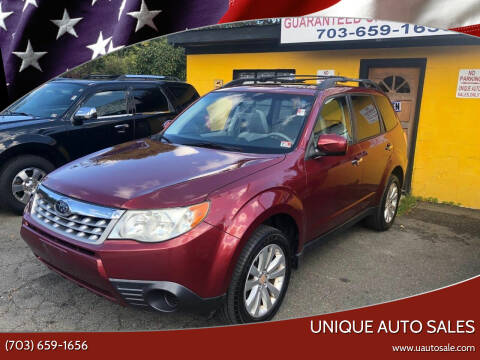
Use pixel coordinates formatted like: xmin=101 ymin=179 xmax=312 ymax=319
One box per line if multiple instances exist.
xmin=221 ymin=75 xmax=382 ymax=91
xmin=316 ymin=76 xmax=381 ymax=91
xmin=117 ymin=74 xmax=181 ymax=81
xmin=83 ymin=74 xmax=121 ymax=80
xmin=82 ymin=74 xmax=181 ymax=82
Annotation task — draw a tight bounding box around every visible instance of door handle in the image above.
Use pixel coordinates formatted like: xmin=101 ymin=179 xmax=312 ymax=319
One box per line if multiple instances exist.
xmin=114 ymin=124 xmax=130 ymax=133
xmin=385 ymin=143 xmax=394 ymax=151
xmin=352 ymin=151 xmax=368 ymax=166
xmin=352 ymin=158 xmax=363 ymax=166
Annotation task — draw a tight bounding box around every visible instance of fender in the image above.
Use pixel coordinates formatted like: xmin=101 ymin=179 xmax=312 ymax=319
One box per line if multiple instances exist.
xmin=0 ymin=134 xmax=69 ymax=164
xmin=205 ymin=188 xmax=305 ymax=295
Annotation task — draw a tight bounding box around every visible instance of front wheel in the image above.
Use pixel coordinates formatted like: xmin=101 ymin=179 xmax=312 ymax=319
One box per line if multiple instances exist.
xmin=0 ymin=155 xmax=55 ymax=214
xmin=220 ymin=225 xmax=292 ymax=324
xmin=365 ymin=175 xmax=401 ymax=231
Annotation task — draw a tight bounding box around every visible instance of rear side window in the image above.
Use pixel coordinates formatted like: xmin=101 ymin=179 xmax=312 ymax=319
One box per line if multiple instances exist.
xmin=374 ymin=95 xmax=399 ymax=131
xmin=314 ymin=97 xmax=352 ymax=141
xmin=351 ymin=95 xmax=381 ymax=141
xmin=132 ymin=87 xmax=169 ymax=113
xmin=167 ymin=85 xmax=199 ymax=111
xmin=83 ymin=90 xmax=127 ymax=117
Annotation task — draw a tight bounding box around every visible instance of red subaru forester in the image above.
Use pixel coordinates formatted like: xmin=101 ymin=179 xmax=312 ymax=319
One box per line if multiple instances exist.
xmin=21 ymin=76 xmax=407 ymax=323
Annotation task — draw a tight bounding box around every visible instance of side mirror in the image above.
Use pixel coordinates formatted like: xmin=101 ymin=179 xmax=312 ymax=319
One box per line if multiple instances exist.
xmin=316 ymin=134 xmax=347 ymax=155
xmin=162 ymin=119 xmax=173 ymax=130
xmin=73 ymin=107 xmax=97 ymax=125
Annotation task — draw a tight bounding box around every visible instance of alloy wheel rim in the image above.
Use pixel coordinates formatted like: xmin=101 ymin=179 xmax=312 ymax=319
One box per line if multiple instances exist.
xmin=384 ymin=182 xmax=399 ymax=223
xmin=243 ymin=243 xmax=286 ymax=318
xmin=11 ymin=167 xmax=46 ymax=204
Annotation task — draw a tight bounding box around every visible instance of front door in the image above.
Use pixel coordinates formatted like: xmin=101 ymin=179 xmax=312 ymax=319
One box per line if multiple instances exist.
xmin=304 ymin=96 xmax=365 ymax=240
xmin=367 ymin=67 xmax=421 ymax=156
xmin=66 ymin=88 xmax=134 ymax=159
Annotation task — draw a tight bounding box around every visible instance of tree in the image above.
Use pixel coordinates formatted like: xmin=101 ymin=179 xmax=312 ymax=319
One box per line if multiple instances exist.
xmin=64 ymin=39 xmax=186 ymax=80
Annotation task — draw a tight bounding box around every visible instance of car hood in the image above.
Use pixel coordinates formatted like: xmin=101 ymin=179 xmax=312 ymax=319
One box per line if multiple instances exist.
xmin=0 ymin=115 xmax=52 ymax=131
xmin=42 ymin=138 xmax=285 ymax=209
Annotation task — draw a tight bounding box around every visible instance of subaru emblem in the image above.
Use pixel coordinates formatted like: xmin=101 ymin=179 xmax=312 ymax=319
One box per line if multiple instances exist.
xmin=55 ymin=200 xmax=71 ymax=216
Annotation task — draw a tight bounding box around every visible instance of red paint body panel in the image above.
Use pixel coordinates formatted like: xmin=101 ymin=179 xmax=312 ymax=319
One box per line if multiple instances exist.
xmin=20 ymin=85 xmax=408 ymax=305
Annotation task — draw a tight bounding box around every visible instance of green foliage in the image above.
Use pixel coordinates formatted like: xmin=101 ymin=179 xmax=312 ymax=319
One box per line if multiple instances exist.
xmin=398 ymin=194 xmax=463 ymax=216
xmin=64 ymin=39 xmax=186 ymax=80
xmin=398 ymin=195 xmax=418 ymax=216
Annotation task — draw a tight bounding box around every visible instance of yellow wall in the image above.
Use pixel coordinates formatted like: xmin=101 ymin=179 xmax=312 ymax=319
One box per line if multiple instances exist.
xmin=186 ymin=46 xmax=480 ymax=209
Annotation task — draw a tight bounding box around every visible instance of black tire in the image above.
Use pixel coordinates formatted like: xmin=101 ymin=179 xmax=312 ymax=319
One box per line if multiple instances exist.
xmin=219 ymin=225 xmax=292 ymax=324
xmin=364 ymin=174 xmax=401 ymax=231
xmin=0 ymin=155 xmax=55 ymax=214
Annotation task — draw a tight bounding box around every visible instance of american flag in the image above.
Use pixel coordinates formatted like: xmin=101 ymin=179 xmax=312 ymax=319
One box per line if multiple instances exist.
xmin=0 ymin=0 xmax=479 ymax=108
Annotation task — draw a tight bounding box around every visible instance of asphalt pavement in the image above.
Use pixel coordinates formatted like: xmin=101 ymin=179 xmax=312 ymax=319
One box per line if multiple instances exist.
xmin=1 ymin=202 xmax=479 ymax=331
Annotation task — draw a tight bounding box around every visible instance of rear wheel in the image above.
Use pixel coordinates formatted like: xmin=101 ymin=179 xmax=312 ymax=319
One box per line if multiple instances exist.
xmin=0 ymin=155 xmax=54 ymax=214
xmin=220 ymin=225 xmax=291 ymax=324
xmin=365 ymin=175 xmax=400 ymax=231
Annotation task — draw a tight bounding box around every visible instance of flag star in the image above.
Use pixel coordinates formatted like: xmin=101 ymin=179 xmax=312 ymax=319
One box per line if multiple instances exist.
xmin=91 ymin=0 xmax=111 ymax=6
xmin=107 ymin=40 xmax=124 ymax=54
xmin=0 ymin=3 xmax=13 ymax=31
xmin=127 ymin=0 xmax=162 ymax=32
xmin=87 ymin=31 xmax=111 ymax=60
xmin=13 ymin=40 xmax=47 ymax=72
xmin=118 ymin=0 xmax=126 ymax=20
xmin=22 ymin=0 xmax=38 ymax=12
xmin=51 ymin=9 xmax=82 ymax=39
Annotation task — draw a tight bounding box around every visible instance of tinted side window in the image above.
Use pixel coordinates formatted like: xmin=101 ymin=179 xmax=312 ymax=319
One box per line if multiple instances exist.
xmin=374 ymin=95 xmax=398 ymax=131
xmin=314 ymin=97 xmax=352 ymax=141
xmin=83 ymin=90 xmax=127 ymax=117
xmin=168 ymin=85 xmax=199 ymax=110
xmin=351 ymin=95 xmax=381 ymax=141
xmin=132 ymin=87 xmax=169 ymax=113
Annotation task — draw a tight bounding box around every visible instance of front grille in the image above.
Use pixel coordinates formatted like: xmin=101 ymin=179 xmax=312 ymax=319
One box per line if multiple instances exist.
xmin=31 ymin=185 xmax=124 ymax=244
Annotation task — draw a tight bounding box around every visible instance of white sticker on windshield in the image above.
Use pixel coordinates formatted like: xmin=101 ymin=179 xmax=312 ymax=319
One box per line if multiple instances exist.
xmin=280 ymin=141 xmax=292 ymax=148
xmin=297 ymin=108 xmax=306 ymax=116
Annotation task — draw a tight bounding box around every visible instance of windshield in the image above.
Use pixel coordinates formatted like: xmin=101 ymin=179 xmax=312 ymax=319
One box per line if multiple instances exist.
xmin=2 ymin=82 xmax=86 ymax=118
xmin=163 ymin=91 xmax=314 ymax=154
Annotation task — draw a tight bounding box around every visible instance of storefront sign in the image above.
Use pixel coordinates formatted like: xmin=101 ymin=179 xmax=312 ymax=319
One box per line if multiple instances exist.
xmin=456 ymin=69 xmax=480 ymax=98
xmin=317 ymin=69 xmax=335 ymax=83
xmin=392 ymin=101 xmax=402 ymax=112
xmin=281 ymin=17 xmax=452 ymax=44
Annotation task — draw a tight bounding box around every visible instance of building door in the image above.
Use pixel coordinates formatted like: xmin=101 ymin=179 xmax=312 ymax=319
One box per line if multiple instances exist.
xmin=368 ymin=68 xmax=419 ymax=155
xmin=359 ymin=59 xmax=426 ymax=192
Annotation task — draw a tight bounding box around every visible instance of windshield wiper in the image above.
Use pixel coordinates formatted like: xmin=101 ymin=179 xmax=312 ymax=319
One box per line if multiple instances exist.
xmin=2 ymin=111 xmax=35 ymax=117
xmin=157 ymin=133 xmax=172 ymax=143
xmin=187 ymin=141 xmax=243 ymax=152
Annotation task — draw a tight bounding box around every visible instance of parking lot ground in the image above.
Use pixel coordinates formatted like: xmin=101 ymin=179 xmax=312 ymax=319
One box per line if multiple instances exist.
xmin=1 ymin=202 xmax=479 ymax=331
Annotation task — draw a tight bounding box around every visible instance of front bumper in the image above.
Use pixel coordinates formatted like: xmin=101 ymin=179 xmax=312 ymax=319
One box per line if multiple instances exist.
xmin=20 ymin=213 xmax=233 ymax=315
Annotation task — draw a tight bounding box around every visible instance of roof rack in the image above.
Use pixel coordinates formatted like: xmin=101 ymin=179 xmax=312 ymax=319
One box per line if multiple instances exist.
xmin=82 ymin=74 xmax=181 ymax=82
xmin=118 ymin=74 xmax=181 ymax=81
xmin=221 ymin=75 xmax=381 ymax=92
xmin=83 ymin=74 xmax=120 ymax=80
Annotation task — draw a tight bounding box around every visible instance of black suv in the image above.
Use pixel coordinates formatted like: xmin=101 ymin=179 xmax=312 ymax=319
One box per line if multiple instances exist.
xmin=0 ymin=75 xmax=199 ymax=213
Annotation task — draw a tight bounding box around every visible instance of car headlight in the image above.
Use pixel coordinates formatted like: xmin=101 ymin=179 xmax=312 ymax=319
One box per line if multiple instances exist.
xmin=108 ymin=202 xmax=209 ymax=243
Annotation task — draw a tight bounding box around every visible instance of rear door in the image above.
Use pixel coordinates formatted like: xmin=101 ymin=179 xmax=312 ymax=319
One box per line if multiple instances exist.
xmin=165 ymin=83 xmax=200 ymax=113
xmin=304 ymin=95 xmax=365 ymax=239
xmin=65 ymin=86 xmax=134 ymax=159
xmin=131 ymin=85 xmax=176 ymax=139
xmin=350 ymin=94 xmax=391 ymax=202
